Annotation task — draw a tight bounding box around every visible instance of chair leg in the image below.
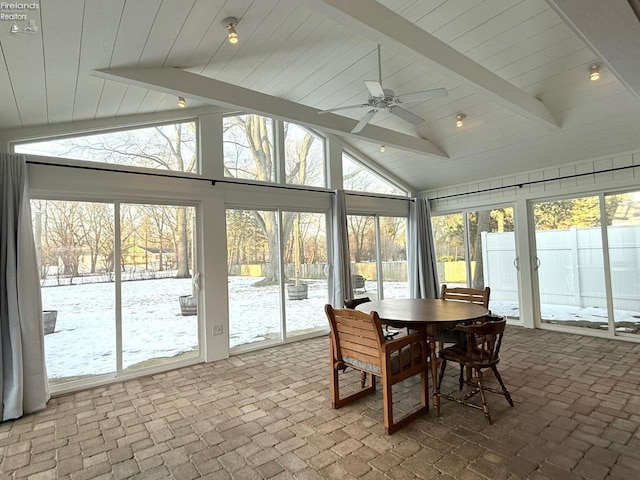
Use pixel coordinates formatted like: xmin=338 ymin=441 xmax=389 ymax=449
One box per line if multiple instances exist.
xmin=331 ymin=366 xmax=340 ymax=409
xmin=421 ymin=369 xmax=429 ymax=412
xmin=437 ymin=357 xmax=447 ymax=394
xmin=475 ymin=369 xmax=492 ymax=425
xmin=360 ymin=371 xmax=367 ymax=388
xmin=458 ymin=365 xmax=465 ymax=390
xmin=382 ymin=375 xmax=393 ymax=434
xmin=491 ymin=366 xmax=514 ymax=407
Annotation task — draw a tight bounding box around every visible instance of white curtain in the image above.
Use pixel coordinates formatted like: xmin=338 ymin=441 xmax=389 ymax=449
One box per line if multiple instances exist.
xmin=408 ymin=197 xmax=439 ymax=299
xmin=331 ymin=189 xmax=352 ymax=306
xmin=0 ymin=153 xmax=49 ymax=421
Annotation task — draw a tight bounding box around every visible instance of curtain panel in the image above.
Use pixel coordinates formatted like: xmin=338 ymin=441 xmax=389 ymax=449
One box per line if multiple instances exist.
xmin=0 ymin=153 xmax=49 ymax=421
xmin=408 ymin=197 xmax=439 ymax=299
xmin=331 ymin=189 xmax=352 ymax=307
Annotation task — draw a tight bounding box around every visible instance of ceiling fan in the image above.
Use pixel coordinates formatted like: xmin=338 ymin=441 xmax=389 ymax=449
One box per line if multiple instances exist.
xmin=318 ymin=45 xmax=448 ymax=133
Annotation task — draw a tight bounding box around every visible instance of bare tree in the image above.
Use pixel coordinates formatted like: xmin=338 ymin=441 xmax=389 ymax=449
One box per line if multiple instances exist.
xmin=223 ymin=115 xmax=317 ymax=285
xmin=52 ymin=123 xmax=197 ymax=278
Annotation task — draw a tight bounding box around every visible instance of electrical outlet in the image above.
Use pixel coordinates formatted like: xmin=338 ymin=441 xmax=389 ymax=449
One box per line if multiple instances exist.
xmin=212 ymin=325 xmax=223 ymax=335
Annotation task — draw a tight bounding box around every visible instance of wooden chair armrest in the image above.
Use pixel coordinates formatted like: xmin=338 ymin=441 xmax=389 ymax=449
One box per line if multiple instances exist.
xmin=381 ymin=330 xmax=427 ymax=353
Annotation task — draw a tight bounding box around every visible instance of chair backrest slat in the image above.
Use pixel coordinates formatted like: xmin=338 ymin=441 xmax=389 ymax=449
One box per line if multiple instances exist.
xmin=326 ymin=305 xmax=384 ymax=368
xmin=456 ymin=315 xmax=506 ymax=365
xmin=441 ymin=284 xmax=490 ymax=308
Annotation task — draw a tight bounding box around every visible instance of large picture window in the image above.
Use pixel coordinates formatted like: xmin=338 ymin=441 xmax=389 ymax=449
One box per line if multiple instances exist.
xmin=343 ymin=153 xmax=406 ymax=196
xmin=223 ymin=114 xmax=275 ymax=182
xmin=284 ymin=122 xmax=325 ymax=187
xmin=223 ymin=115 xmax=327 ymax=187
xmin=16 ymin=122 xmax=198 ymax=173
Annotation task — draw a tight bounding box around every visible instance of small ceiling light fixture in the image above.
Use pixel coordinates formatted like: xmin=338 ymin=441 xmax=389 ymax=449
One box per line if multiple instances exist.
xmin=379 ymin=145 xmax=386 ymax=153
xmin=177 ymin=96 xmax=186 ymax=108
xmin=222 ymin=17 xmax=239 ymax=44
xmin=589 ymin=64 xmax=600 ymax=81
xmin=456 ymin=113 xmax=465 ymax=128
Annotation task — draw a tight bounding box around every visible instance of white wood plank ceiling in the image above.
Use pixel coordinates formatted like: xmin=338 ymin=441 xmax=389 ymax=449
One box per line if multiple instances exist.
xmin=0 ymin=0 xmax=639 ymax=193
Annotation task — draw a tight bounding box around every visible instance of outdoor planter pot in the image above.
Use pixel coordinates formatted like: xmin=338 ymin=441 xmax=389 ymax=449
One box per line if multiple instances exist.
xmin=287 ymin=283 xmax=308 ymax=300
xmin=42 ymin=310 xmax=57 ymax=335
xmin=179 ymin=295 xmax=197 ymax=316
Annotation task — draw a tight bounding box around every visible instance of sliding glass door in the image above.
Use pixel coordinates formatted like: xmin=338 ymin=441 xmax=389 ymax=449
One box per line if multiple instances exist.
xmin=33 ymin=200 xmax=116 ymax=384
xmin=120 ymin=203 xmax=199 ymax=372
xmin=32 ymin=199 xmax=200 ymax=387
xmin=605 ymin=192 xmax=640 ymax=335
xmin=432 ymin=206 xmax=520 ymax=320
xmin=347 ymin=215 xmax=409 ymax=301
xmin=226 ymin=208 xmax=330 ymax=350
xmin=283 ymin=211 xmax=329 ymax=337
xmin=532 ymin=196 xmax=608 ymax=331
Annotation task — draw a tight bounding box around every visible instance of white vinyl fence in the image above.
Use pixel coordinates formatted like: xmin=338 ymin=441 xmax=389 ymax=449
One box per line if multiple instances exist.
xmin=483 ymin=225 xmax=640 ymax=311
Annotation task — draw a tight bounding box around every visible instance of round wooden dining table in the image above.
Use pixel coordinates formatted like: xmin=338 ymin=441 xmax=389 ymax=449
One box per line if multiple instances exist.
xmin=356 ymin=298 xmax=489 ymax=415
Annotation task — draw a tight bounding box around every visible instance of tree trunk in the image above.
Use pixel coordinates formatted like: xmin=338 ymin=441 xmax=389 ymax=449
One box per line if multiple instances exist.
xmin=175 ymin=207 xmax=191 ymax=278
xmin=253 ymin=211 xmax=281 ymax=286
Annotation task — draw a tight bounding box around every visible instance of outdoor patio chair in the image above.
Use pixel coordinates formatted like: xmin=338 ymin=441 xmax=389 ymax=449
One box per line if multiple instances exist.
xmin=325 ymin=304 xmax=430 ymax=434
xmin=351 ymin=274 xmax=366 ymax=293
xmin=436 ymin=315 xmax=513 ymax=425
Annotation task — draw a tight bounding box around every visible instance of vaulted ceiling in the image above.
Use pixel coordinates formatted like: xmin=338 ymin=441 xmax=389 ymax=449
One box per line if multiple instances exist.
xmin=1 ymin=0 xmax=639 ymax=193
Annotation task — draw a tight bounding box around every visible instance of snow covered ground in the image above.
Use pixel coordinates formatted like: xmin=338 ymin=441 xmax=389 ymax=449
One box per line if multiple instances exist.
xmin=41 ymin=276 xmax=640 ymax=382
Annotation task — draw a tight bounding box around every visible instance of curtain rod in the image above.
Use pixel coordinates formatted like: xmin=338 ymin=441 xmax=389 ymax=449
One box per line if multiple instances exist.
xmin=25 ymin=159 xmax=418 ymax=200
xmin=431 ymin=163 xmax=640 ymax=201
xmin=26 ymin=159 xmax=212 ymax=183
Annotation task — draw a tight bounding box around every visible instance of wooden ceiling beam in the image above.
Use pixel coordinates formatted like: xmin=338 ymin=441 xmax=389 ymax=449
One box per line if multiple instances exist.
xmin=92 ymin=67 xmax=448 ymax=158
xmin=547 ymin=0 xmax=640 ymax=100
xmin=305 ymin=0 xmax=560 ymax=130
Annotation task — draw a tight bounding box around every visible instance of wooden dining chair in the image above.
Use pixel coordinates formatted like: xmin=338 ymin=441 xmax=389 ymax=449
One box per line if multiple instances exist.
xmin=436 ymin=315 xmax=513 ymax=424
xmin=325 ymin=304 xmax=430 ymax=434
xmin=441 ymin=284 xmax=490 ymax=308
xmin=438 ymin=284 xmax=492 ymax=379
xmin=343 ymin=297 xmax=371 ymax=309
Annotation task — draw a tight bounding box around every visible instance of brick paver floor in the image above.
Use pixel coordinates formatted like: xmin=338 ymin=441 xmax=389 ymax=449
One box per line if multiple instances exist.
xmin=1 ymin=325 xmax=640 ymax=479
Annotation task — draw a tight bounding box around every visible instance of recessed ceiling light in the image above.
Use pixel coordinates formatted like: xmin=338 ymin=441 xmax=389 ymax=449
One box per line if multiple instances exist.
xmin=177 ymin=96 xmax=186 ymax=108
xmin=589 ymin=64 xmax=600 ymax=81
xmin=379 ymin=145 xmax=386 ymax=153
xmin=456 ymin=114 xmax=465 ymax=128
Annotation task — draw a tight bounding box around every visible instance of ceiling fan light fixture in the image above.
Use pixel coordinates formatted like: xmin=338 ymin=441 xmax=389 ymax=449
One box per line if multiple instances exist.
xmin=456 ymin=114 xmax=465 ymax=128
xmin=177 ymin=96 xmax=186 ymax=108
xmin=318 ymin=44 xmax=447 ymax=133
xmin=379 ymin=145 xmax=386 ymax=153
xmin=222 ymin=17 xmax=239 ymax=44
xmin=589 ymin=64 xmax=600 ymax=81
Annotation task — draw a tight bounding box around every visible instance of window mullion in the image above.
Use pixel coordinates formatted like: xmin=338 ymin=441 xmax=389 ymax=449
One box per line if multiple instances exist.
xmin=274 ymin=119 xmax=285 ymax=184
xmin=114 ymin=201 xmax=123 ymax=375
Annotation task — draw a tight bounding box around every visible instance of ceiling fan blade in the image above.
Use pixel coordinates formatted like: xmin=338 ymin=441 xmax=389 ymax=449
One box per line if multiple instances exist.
xmin=351 ymin=109 xmax=378 ymax=133
xmin=364 ymin=80 xmax=385 ymax=98
xmin=389 ymin=106 xmax=424 ymax=126
xmin=396 ymin=88 xmax=448 ymax=104
xmin=318 ymin=103 xmax=368 ymax=114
